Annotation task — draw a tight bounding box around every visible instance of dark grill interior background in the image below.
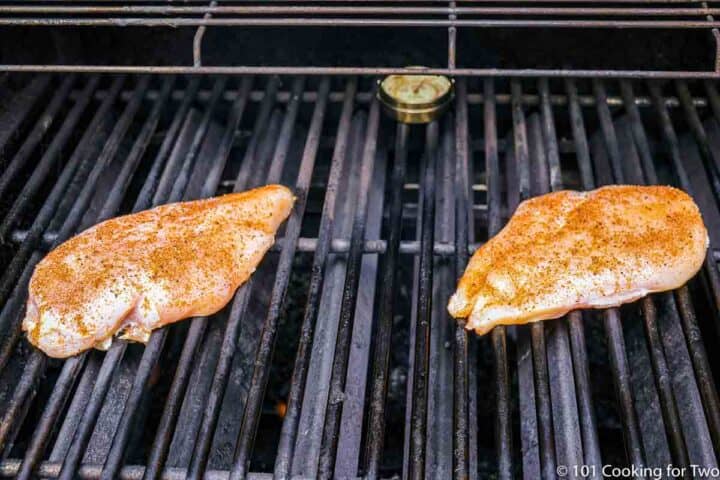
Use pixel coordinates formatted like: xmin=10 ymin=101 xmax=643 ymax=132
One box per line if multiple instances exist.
xmin=1 ymin=3 xmax=720 ymax=480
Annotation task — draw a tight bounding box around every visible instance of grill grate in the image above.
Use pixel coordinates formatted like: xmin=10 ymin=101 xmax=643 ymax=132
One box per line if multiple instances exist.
xmin=0 ymin=74 xmax=719 ymax=479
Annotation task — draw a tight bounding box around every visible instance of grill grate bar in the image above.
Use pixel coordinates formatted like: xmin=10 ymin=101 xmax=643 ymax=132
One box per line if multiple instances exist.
xmin=201 ymin=77 xmax=255 ymax=196
xmin=271 ymin=76 xmax=331 ymax=479
xmin=187 ymin=76 xmax=304 ymax=480
xmin=15 ymin=354 xmax=87 ymax=480
xmin=641 ymin=298 xmax=692 ymax=467
xmin=407 ymin=121 xmax=439 ymax=479
xmin=333 ymin=98 xmax=386 ymax=475
xmin=317 ymin=93 xmax=380 ymax=478
xmin=8 ymin=0 xmax=720 ymax=4
xmin=648 ymin=81 xmax=720 ymax=451
xmin=228 ymin=77 xmax=312 ymax=479
xmin=484 ymin=77 xmax=513 ymax=480
xmin=591 ymin=79 xmax=648 ymax=470
xmin=0 ymin=75 xmax=52 ymax=156
xmin=59 ymin=76 xmax=151 ymax=240
xmin=512 ymin=78 xmax=560 ymax=480
xmin=599 ymin=247 xmax=647 ymax=464
xmin=669 ymin=87 xmax=720 ymax=329
xmin=528 ymin=106 xmax=559 ymax=480
xmin=452 ymin=79 xmax=471 ymax=479
xmin=619 ymin=81 xmax=657 ymax=183
xmin=141 ymin=325 xmax=202 ymax=478
xmin=1 ymin=460 xmax=298 ymax=480
xmin=704 ymin=80 xmax=720 ymax=124
xmin=8 ymin=4 xmax=720 ymax=17
xmin=5 ymin=17 xmax=720 ymax=28
xmin=564 ymin=78 xmax=603 ymax=476
xmin=674 ymin=291 xmax=720 ymax=451
xmin=617 ymin=81 xmax=692 ymax=471
xmin=362 ymin=121 xmax=408 ymax=479
xmin=57 ymin=344 xmax=126 ymax=480
xmin=538 ymin=77 xmax=586 ymax=478
xmin=0 ymin=256 xmax=35 ymax=374
xmin=676 ymin=80 xmax=720 ymax=210
xmin=278 ymin=78 xmax=356 ymax=478
xmin=8 ymin=226 xmax=499 ymax=255
xmin=0 ymin=75 xmax=75 ymax=204
xmin=425 ymin=115 xmax=457 ymax=478
xmin=3 ymin=16 xmax=720 ymax=29
xmin=169 ymin=78 xmax=229 ymax=202
xmin=68 ymin=86 xmax=720 ymax=112
xmin=5 ymin=66 xmax=720 ymax=79
xmin=149 ymin=78 xmax=203 ymax=205
xmin=459 ymin=78 xmax=481 ymax=479
xmin=511 ymin=79 xmax=543 ymax=479
xmin=626 ymin=78 xmax=719 ymax=468
xmin=0 ymin=76 xmax=99 ymax=242
xmin=234 ymin=79 xmax=280 ymax=190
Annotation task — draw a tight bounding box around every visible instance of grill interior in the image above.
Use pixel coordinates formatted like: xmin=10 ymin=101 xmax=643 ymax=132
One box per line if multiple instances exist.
xmin=0 ymin=74 xmax=719 ymax=479
xmin=1 ymin=0 xmax=719 ymax=75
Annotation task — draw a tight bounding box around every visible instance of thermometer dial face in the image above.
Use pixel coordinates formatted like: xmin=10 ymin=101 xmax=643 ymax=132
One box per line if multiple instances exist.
xmin=380 ymin=74 xmax=452 ymax=106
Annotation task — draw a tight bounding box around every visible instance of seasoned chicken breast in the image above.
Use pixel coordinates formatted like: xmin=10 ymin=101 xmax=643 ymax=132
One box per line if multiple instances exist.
xmin=23 ymin=185 xmax=294 ymax=358
xmin=448 ymin=185 xmax=708 ymax=335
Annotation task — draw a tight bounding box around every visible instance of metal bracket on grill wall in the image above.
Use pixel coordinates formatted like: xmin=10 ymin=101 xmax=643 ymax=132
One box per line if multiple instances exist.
xmin=193 ymin=0 xmax=217 ymax=67
xmin=448 ymin=0 xmax=457 ymax=69
xmin=700 ymin=1 xmax=720 ymax=72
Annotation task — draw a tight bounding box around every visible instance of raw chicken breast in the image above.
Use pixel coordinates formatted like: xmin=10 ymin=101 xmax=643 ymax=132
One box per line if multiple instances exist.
xmin=23 ymin=185 xmax=294 ymax=358
xmin=448 ymin=185 xmax=708 ymax=335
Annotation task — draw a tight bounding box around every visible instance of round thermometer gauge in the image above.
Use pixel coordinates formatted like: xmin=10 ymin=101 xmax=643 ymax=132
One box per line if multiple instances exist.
xmin=378 ymin=73 xmax=454 ymax=124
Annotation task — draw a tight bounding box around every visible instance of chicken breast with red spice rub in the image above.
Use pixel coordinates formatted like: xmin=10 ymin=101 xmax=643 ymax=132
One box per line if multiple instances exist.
xmin=23 ymin=184 xmax=294 ymax=358
xmin=448 ymin=185 xmax=708 ymax=335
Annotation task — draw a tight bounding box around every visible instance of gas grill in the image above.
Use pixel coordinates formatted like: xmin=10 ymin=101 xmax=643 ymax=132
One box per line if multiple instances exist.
xmin=1 ymin=3 xmax=720 ymax=479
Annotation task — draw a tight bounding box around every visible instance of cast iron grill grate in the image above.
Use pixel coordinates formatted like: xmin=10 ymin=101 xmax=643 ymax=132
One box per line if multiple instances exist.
xmin=0 ymin=74 xmax=718 ymax=479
